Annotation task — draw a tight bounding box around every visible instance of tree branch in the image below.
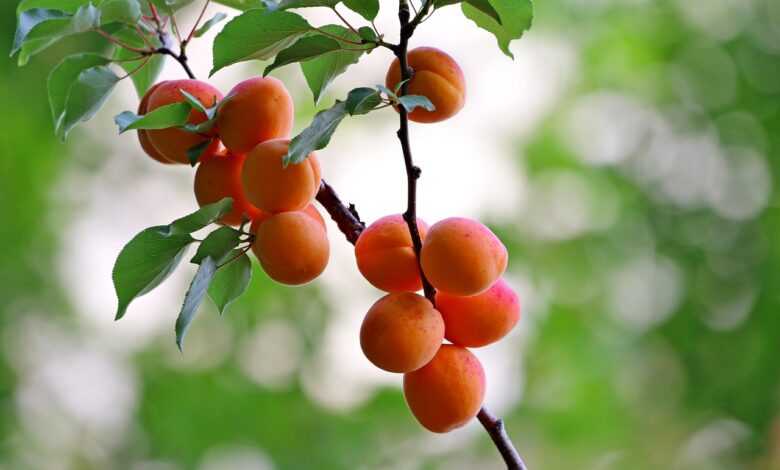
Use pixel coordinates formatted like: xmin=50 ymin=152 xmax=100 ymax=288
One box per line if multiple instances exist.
xmin=315 ymin=180 xmax=365 ymax=245
xmin=478 ymin=408 xmax=528 ymax=470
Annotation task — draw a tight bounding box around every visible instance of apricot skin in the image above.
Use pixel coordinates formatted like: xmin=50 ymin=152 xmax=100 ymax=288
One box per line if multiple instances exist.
xmin=360 ymin=292 xmax=444 ymax=373
xmin=252 ymin=211 xmax=329 ymax=285
xmin=146 ymin=79 xmax=223 ymax=164
xmin=250 ymin=203 xmax=325 ymax=234
xmin=403 ymin=345 xmax=485 ymax=433
xmin=137 ymin=82 xmax=172 ymax=164
xmin=241 ymin=138 xmax=321 ymax=213
xmin=355 ymin=215 xmax=428 ymax=293
xmin=217 ymin=77 xmax=294 ymax=154
xmin=193 ymin=150 xmax=265 ymax=226
xmin=420 ymin=217 xmax=507 ymax=296
xmin=386 ymin=47 xmax=466 ymax=123
xmin=436 ymin=278 xmax=520 ymax=348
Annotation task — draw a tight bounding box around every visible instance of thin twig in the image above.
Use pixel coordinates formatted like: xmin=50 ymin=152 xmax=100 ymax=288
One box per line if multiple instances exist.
xmin=186 ymin=0 xmax=211 ymax=44
xmin=95 ymin=29 xmax=150 ymax=53
xmin=331 ymin=5 xmax=359 ymax=35
xmin=157 ymin=47 xmax=196 ymax=79
xmin=119 ymin=54 xmax=153 ymax=79
xmin=314 ymin=27 xmax=365 ymax=46
xmin=477 ymin=409 xmax=528 ymax=470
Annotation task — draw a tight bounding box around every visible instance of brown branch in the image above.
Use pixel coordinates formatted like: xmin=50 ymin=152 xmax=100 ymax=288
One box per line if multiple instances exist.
xmin=315 ymin=180 xmax=365 ymax=245
xmin=478 ymin=408 xmax=528 ymax=470
xmin=157 ymin=47 xmax=195 ymax=79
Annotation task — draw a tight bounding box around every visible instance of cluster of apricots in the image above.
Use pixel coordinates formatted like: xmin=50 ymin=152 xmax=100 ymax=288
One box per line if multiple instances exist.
xmin=135 ymin=47 xmax=519 ymax=433
xmin=138 ymin=75 xmax=328 ymax=285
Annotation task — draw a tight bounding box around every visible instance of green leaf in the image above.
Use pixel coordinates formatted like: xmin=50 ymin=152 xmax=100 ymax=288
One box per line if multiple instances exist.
xmin=211 ymin=10 xmax=312 ymax=75
xmin=211 ymin=0 xmax=265 ymax=10
xmin=462 ymin=0 xmax=532 ymax=58
xmin=342 ymin=0 xmax=379 ymax=21
xmin=186 ymin=139 xmax=215 ymax=166
xmin=191 ymin=226 xmax=242 ymax=264
xmin=357 ymin=26 xmax=376 ymax=42
xmin=100 ymin=0 xmax=142 ymax=24
xmin=300 ymin=25 xmax=366 ymax=103
xmin=15 ymin=4 xmax=102 ymax=65
xmin=194 ymin=12 xmax=227 ymax=37
xmin=57 ymin=65 xmax=120 ymax=140
xmin=112 ymin=27 xmax=165 ymax=97
xmin=433 ymin=0 xmax=501 ymax=24
xmin=113 ymin=226 xmax=195 ymax=320
xmin=166 ymin=198 xmax=235 ymax=235
xmin=11 ymin=8 xmax=68 ymax=57
xmin=272 ymin=0 xmax=339 ymax=9
xmin=48 ymin=53 xmax=112 ymax=132
xmin=375 ymin=83 xmax=397 ymax=100
xmin=17 ymin=0 xmax=97 ymax=15
xmin=285 ymin=101 xmax=347 ymax=166
xmin=264 ymin=34 xmax=342 ymax=76
xmin=175 ymin=257 xmax=217 ymax=350
xmin=208 ymin=252 xmax=252 ymax=315
xmin=179 ymin=89 xmax=211 ymax=117
xmin=398 ymin=95 xmax=435 ymax=113
xmin=344 ymin=86 xmax=381 ymax=115
xmin=114 ymin=102 xmax=192 ymax=133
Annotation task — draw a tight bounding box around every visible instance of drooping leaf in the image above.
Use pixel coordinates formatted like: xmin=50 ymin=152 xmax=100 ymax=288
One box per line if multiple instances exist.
xmin=11 ymin=8 xmax=69 ymax=57
xmin=462 ymin=0 xmax=533 ymax=58
xmin=344 ymin=86 xmax=381 ymax=115
xmin=114 ymin=102 xmax=192 ymax=133
xmin=211 ymin=9 xmax=311 ymax=75
xmin=14 ymin=4 xmax=102 ymax=65
xmin=113 ymin=226 xmax=195 ymax=320
xmin=48 ymin=53 xmax=112 ymax=131
xmin=194 ymin=12 xmax=227 ymax=37
xmin=342 ymin=0 xmax=379 ymax=21
xmin=175 ymin=256 xmax=217 ymax=350
xmin=191 ymin=226 xmax=242 ymax=264
xmin=112 ymin=27 xmax=165 ymax=97
xmin=264 ymin=34 xmax=342 ymax=76
xmin=57 ymin=65 xmax=120 ymax=140
xmin=100 ymin=0 xmax=142 ymax=25
xmin=433 ymin=0 xmax=501 ymax=24
xmin=186 ymin=138 xmax=216 ymax=166
xmin=208 ymin=251 xmax=252 ymax=315
xmin=300 ymin=25 xmax=367 ymax=103
xmin=16 ymin=0 xmax=96 ymax=15
xmin=165 ymin=198 xmax=235 ymax=235
xmin=285 ymin=101 xmax=347 ymax=166
xmin=398 ymin=95 xmax=435 ymax=113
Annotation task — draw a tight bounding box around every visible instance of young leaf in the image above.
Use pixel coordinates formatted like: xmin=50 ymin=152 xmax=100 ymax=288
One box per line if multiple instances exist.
xmin=300 ymin=25 xmax=367 ymax=103
xmin=211 ymin=10 xmax=312 ymax=75
xmin=114 ymin=102 xmax=192 ymax=133
xmin=57 ymin=65 xmax=121 ymax=140
xmin=285 ymin=101 xmax=347 ymax=166
xmin=48 ymin=53 xmax=112 ymax=131
xmin=194 ymin=12 xmax=227 ymax=37
xmin=113 ymin=226 xmax=196 ymax=320
xmin=344 ymin=87 xmax=381 ymax=115
xmin=208 ymin=251 xmax=252 ymax=315
xmin=342 ymin=0 xmax=379 ymax=21
xmin=175 ymin=256 xmax=217 ymax=350
xmin=100 ymin=0 xmax=143 ymax=25
xmin=165 ymin=198 xmax=235 ymax=235
xmin=264 ymin=34 xmax=343 ymax=76
xmin=186 ymin=139 xmax=214 ymax=166
xmin=398 ymin=95 xmax=435 ymax=113
xmin=433 ymin=0 xmax=501 ymax=24
xmin=191 ymin=226 xmax=242 ymax=264
xmin=462 ymin=0 xmax=532 ymax=58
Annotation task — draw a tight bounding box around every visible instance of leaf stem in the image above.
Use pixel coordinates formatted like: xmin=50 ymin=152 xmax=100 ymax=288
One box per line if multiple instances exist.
xmin=186 ymin=0 xmax=212 ymax=44
xmin=119 ymin=54 xmax=153 ymax=80
xmin=331 ymin=5 xmax=359 ymax=35
xmin=313 ymin=27 xmax=365 ymax=46
xmin=95 ymin=29 xmax=149 ymax=54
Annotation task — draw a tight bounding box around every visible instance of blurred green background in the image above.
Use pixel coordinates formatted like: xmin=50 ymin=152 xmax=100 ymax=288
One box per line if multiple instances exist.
xmin=2 ymin=0 xmax=780 ymax=469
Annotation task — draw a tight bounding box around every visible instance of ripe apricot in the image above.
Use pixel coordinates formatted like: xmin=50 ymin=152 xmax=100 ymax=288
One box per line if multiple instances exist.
xmin=249 ymin=203 xmax=326 ymax=233
xmin=241 ymin=138 xmax=321 ymax=213
xmin=355 ymin=215 xmax=429 ymax=293
xmin=137 ymin=82 xmax=172 ymax=164
xmin=252 ymin=211 xmax=329 ymax=285
xmin=436 ymin=278 xmax=520 ymax=348
xmin=420 ymin=217 xmax=507 ymax=296
xmin=360 ymin=292 xmax=444 ymax=373
xmin=193 ymin=150 xmax=265 ymax=226
xmin=386 ymin=47 xmax=466 ymax=123
xmin=146 ymin=79 xmax=223 ymax=164
xmin=403 ymin=345 xmax=485 ymax=433
xmin=217 ymin=77 xmax=294 ymax=154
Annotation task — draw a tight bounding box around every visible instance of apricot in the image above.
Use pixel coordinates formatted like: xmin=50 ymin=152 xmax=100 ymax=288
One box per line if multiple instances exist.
xmin=249 ymin=203 xmax=326 ymax=233
xmin=385 ymin=47 xmax=466 ymax=123
xmin=137 ymin=82 xmax=172 ymax=164
xmin=241 ymin=138 xmax=321 ymax=213
xmin=217 ymin=77 xmax=294 ymax=154
xmin=146 ymin=79 xmax=223 ymax=164
xmin=354 ymin=215 xmax=428 ymax=293
xmin=193 ymin=150 xmax=265 ymax=226
xmin=420 ymin=217 xmax=507 ymax=296
xmin=436 ymin=278 xmax=520 ymax=348
xmin=252 ymin=211 xmax=329 ymax=285
xmin=360 ymin=292 xmax=444 ymax=373
xmin=403 ymin=345 xmax=485 ymax=433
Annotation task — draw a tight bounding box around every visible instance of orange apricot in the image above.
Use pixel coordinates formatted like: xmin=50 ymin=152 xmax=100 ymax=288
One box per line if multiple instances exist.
xmin=193 ymin=150 xmax=265 ymax=226
xmin=241 ymin=138 xmax=321 ymax=213
xmin=216 ymin=77 xmax=294 ymax=154
xmin=137 ymin=82 xmax=172 ymax=164
xmin=249 ymin=203 xmax=325 ymax=234
xmin=436 ymin=278 xmax=520 ymax=348
xmin=420 ymin=217 xmax=507 ymax=296
xmin=146 ymin=79 xmax=223 ymax=164
xmin=252 ymin=211 xmax=329 ymax=285
xmin=386 ymin=47 xmax=466 ymax=123
xmin=403 ymin=345 xmax=485 ymax=433
xmin=360 ymin=292 xmax=444 ymax=373
xmin=354 ymin=215 xmax=428 ymax=292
